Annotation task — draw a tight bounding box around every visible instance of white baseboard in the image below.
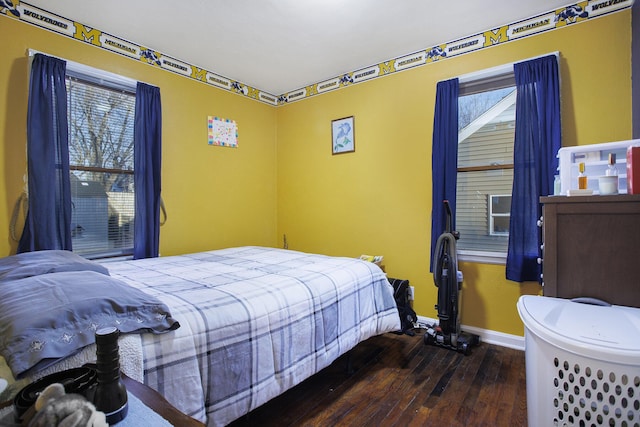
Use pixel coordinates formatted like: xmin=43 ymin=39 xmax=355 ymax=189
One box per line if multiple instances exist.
xmin=416 ymin=315 xmax=525 ymax=351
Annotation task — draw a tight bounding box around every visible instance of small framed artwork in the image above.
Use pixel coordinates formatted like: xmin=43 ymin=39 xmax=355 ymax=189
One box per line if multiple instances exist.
xmin=208 ymin=116 xmax=238 ymax=148
xmin=332 ymin=116 xmax=355 ymax=155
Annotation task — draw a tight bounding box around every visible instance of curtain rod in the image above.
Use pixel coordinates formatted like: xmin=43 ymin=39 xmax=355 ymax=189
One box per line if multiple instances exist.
xmin=27 ymin=48 xmax=156 ymax=90
xmin=458 ymin=51 xmax=560 ymax=83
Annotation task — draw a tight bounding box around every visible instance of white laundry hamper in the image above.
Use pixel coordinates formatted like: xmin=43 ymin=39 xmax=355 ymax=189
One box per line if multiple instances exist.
xmin=517 ymin=295 xmax=640 ymax=427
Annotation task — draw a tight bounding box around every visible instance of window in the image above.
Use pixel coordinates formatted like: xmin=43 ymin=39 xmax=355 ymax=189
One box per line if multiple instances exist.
xmin=66 ymin=65 xmax=137 ymax=258
xmin=456 ymin=69 xmax=516 ymax=262
xmin=488 ymin=194 xmax=511 ymax=236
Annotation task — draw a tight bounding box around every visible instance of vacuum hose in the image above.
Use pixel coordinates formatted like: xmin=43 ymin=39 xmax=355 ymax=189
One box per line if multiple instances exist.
xmin=433 ymin=232 xmax=458 ymax=288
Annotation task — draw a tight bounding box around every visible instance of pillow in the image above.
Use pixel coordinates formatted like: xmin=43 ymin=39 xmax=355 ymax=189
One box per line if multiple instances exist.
xmin=0 ymin=250 xmax=109 ymax=281
xmin=0 ymin=270 xmax=180 ymax=378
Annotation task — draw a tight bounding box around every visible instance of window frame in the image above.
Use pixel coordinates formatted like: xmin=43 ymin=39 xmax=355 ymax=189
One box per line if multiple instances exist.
xmin=64 ymin=59 xmax=138 ymax=259
xmin=456 ymin=62 xmax=516 ymax=265
xmin=488 ymin=194 xmax=512 ymax=236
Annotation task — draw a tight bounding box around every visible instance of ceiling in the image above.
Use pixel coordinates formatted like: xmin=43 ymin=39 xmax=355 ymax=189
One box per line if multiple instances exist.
xmin=25 ymin=0 xmax=575 ymax=95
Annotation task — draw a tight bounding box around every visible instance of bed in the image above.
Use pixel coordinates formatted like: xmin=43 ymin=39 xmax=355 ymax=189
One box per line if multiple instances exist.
xmin=0 ymin=246 xmax=400 ymax=426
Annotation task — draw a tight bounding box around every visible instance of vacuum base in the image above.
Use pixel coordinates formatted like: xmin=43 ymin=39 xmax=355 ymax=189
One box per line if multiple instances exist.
xmin=424 ymin=325 xmax=479 ymax=356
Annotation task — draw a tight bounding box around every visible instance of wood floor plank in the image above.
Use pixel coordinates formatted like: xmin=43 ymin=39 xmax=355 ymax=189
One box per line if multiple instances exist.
xmin=486 ymin=347 xmax=522 ymax=426
xmin=453 ymin=346 xmax=496 ymax=423
xmin=507 ymin=356 xmax=529 ymax=427
xmin=389 ymin=347 xmax=460 ymax=426
xmin=465 ymin=346 xmax=507 ymax=424
xmin=420 ymin=342 xmax=487 ymax=426
xmin=228 ymin=332 xmax=528 ymax=427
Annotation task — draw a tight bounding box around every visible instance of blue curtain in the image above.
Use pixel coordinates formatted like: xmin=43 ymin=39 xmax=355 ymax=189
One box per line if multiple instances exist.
xmin=133 ymin=82 xmax=162 ymax=259
xmin=430 ymin=78 xmax=459 ymax=272
xmin=18 ymin=54 xmax=72 ymax=253
xmin=506 ymin=55 xmax=561 ymax=282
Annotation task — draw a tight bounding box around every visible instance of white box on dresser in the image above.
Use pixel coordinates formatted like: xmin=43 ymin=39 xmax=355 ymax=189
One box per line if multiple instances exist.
xmin=557 ymin=139 xmax=640 ymax=195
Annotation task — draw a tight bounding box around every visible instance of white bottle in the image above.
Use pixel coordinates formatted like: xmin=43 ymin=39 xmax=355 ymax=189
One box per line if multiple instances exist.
xmin=601 ymin=153 xmax=619 ymax=195
xmin=606 ymin=153 xmax=618 ymax=176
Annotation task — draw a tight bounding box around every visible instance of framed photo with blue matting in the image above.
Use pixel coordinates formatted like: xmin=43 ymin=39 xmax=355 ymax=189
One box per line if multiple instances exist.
xmin=332 ymin=116 xmax=355 ymax=155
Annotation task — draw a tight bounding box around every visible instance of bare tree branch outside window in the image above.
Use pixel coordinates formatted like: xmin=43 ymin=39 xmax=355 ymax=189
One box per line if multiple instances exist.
xmin=67 ymin=78 xmax=136 ymax=257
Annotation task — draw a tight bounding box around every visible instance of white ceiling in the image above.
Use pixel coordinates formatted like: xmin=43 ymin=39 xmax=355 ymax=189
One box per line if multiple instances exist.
xmin=25 ymin=0 xmax=574 ymax=95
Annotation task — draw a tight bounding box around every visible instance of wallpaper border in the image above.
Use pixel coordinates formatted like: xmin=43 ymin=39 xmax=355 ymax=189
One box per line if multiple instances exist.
xmin=0 ymin=1 xmax=633 ymax=106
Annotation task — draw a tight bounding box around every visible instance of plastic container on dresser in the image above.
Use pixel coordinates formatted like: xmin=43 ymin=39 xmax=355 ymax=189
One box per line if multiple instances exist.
xmin=557 ymin=139 xmax=640 ymax=195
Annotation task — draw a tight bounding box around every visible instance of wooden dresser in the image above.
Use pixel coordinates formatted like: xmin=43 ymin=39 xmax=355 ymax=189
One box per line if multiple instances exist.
xmin=540 ymin=194 xmax=640 ymax=308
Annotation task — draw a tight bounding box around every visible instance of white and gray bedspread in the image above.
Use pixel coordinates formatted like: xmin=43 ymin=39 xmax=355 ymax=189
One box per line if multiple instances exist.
xmin=106 ymin=246 xmax=400 ymax=426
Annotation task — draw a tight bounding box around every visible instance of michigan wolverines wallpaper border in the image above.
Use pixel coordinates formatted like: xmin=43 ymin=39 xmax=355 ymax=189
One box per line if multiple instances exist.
xmin=0 ymin=0 xmax=633 ymax=105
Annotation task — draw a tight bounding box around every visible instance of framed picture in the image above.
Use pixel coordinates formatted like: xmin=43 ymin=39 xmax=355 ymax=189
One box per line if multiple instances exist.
xmin=208 ymin=116 xmax=238 ymax=148
xmin=332 ymin=116 xmax=355 ymax=155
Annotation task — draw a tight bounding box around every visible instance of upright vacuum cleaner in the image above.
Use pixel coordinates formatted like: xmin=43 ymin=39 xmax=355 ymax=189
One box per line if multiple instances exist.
xmin=424 ymin=200 xmax=479 ymax=355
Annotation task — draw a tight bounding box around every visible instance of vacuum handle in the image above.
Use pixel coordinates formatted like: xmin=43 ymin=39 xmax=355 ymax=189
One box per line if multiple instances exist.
xmin=443 ymin=200 xmax=452 ymax=233
xmin=442 ymin=200 xmax=459 ymax=238
xmin=443 ymin=200 xmax=452 ymax=217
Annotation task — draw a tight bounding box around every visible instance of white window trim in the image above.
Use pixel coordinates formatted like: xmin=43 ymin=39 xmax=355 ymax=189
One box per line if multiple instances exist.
xmin=28 ymin=49 xmax=141 ymax=92
xmin=457 ymin=51 xmax=559 ymax=85
xmin=458 ymin=249 xmax=507 ymax=265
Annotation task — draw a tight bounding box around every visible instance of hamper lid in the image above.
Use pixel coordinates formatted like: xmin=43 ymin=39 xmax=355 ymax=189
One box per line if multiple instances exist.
xmin=517 ymin=295 xmax=640 ymax=359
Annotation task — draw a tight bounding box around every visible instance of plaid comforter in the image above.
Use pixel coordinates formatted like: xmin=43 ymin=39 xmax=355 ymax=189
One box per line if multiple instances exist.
xmin=107 ymin=246 xmax=400 ymax=426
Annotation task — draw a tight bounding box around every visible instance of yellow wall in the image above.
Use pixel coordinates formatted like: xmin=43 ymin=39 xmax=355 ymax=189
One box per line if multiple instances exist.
xmin=0 ymin=16 xmax=278 ymax=257
xmin=276 ymin=11 xmax=632 ymax=336
xmin=0 ymin=10 xmax=633 ymax=337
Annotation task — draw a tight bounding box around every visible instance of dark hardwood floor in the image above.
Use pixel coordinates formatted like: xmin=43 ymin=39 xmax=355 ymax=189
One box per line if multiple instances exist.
xmin=228 ymin=330 xmax=527 ymax=427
